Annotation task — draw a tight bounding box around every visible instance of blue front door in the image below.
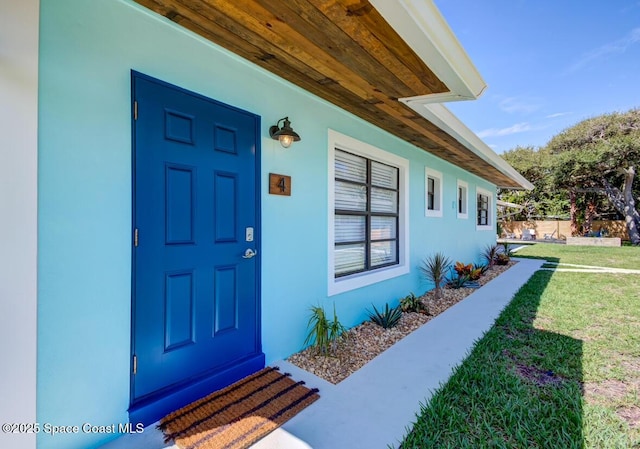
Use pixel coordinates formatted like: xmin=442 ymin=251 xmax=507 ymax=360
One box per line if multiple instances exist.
xmin=131 ymin=72 xmax=263 ymax=424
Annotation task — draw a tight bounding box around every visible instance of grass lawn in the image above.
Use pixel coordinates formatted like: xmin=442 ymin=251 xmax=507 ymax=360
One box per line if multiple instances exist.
xmin=400 ymin=245 xmax=640 ymax=449
xmin=512 ymin=242 xmax=640 ymax=269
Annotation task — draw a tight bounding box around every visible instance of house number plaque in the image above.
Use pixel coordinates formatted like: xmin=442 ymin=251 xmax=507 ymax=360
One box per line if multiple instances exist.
xmin=269 ymin=173 xmax=291 ymax=196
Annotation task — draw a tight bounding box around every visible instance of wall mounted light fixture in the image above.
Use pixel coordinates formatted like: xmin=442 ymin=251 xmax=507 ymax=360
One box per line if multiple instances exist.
xmin=269 ymin=117 xmax=301 ymax=148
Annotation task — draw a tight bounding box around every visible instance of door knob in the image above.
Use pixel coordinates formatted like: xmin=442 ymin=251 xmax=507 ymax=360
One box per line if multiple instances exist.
xmin=242 ymin=248 xmax=257 ymax=259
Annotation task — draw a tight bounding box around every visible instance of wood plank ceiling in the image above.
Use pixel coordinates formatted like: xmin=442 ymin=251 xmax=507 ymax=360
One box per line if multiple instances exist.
xmin=134 ymin=0 xmax=521 ymax=188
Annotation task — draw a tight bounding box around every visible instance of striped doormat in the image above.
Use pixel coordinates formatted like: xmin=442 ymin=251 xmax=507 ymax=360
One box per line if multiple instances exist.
xmin=159 ymin=367 xmax=319 ymax=449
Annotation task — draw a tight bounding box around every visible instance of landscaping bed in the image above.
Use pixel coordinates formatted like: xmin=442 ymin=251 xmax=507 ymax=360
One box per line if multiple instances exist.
xmin=287 ymin=260 xmax=517 ymax=384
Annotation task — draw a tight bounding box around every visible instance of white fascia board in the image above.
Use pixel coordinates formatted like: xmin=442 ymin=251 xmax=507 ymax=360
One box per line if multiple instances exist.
xmin=402 ymin=101 xmax=535 ymax=190
xmin=370 ymin=0 xmax=532 ymax=190
xmin=497 ymin=199 xmax=525 ymax=210
xmin=370 ymin=0 xmax=487 ymax=101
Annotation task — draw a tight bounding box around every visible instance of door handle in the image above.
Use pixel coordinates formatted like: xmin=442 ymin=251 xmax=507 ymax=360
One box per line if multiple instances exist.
xmin=242 ymin=248 xmax=258 ymax=259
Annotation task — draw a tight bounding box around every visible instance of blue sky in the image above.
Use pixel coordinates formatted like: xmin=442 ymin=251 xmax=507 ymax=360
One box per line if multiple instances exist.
xmin=434 ymin=1 xmax=640 ymax=153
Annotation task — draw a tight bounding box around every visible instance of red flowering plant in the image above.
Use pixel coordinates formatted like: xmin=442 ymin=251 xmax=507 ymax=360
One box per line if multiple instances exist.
xmin=454 ymin=261 xmax=483 ymax=280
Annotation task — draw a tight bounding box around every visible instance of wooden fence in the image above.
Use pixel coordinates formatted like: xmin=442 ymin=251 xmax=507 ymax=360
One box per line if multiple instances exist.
xmin=500 ymin=220 xmax=630 ymax=241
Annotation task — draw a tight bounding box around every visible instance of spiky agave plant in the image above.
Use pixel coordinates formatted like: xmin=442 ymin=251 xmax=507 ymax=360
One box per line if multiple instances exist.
xmin=420 ymin=252 xmax=452 ymax=300
xmin=368 ymin=303 xmax=403 ymax=329
xmin=446 ymin=270 xmax=470 ymax=289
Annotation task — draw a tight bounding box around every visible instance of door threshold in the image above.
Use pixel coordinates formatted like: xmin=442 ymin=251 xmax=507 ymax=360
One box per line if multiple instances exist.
xmin=129 ymin=353 xmax=265 ymax=425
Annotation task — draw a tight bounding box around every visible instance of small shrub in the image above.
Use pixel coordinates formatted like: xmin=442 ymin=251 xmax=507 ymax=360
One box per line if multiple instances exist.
xmin=495 ymin=253 xmax=510 ymax=265
xmin=469 ymin=267 xmax=483 ymax=280
xmin=454 ymin=261 xmax=483 ymax=280
xmin=304 ymin=304 xmax=346 ymax=356
xmin=447 ymin=267 xmax=481 ymax=289
xmin=420 ymin=252 xmax=453 ymax=299
xmin=482 ymin=244 xmax=500 ymax=268
xmin=501 ymin=241 xmax=514 ymax=257
xmin=368 ymin=303 xmax=403 ymax=329
xmin=400 ymin=292 xmax=425 ymax=313
xmin=447 ymin=273 xmax=470 ymax=289
xmin=474 ymin=263 xmax=490 ymax=276
xmin=454 ymin=261 xmax=472 ymax=276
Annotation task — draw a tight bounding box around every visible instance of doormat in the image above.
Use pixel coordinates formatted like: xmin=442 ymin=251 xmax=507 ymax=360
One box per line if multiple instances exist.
xmin=159 ymin=367 xmax=319 ymax=449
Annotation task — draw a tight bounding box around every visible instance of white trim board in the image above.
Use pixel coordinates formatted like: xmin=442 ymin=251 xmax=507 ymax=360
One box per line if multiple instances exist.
xmin=0 ymin=1 xmax=39 ymax=448
xmin=327 ymin=129 xmax=410 ymax=296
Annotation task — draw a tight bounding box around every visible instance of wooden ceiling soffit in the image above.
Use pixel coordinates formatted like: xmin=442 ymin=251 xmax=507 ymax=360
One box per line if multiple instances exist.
xmin=134 ymin=0 xmax=521 ymax=188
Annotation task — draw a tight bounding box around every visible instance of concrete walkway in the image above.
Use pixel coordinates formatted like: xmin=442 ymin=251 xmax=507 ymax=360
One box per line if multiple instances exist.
xmin=101 ymin=258 xmax=544 ymax=449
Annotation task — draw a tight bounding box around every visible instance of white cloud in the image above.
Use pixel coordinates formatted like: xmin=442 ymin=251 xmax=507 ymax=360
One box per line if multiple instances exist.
xmin=545 ymin=112 xmax=572 ymax=119
xmin=566 ymin=27 xmax=640 ymax=73
xmin=498 ymin=96 xmax=541 ymax=114
xmin=477 ymin=122 xmax=532 ymax=138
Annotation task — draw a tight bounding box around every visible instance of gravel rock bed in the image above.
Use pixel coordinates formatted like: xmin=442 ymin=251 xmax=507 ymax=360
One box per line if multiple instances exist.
xmin=287 ymin=261 xmax=517 ymax=384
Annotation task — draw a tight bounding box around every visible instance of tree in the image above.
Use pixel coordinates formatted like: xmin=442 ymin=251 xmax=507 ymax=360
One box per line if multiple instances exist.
xmin=545 ymin=109 xmax=640 ymax=244
xmin=500 ymin=146 xmax=566 ymax=220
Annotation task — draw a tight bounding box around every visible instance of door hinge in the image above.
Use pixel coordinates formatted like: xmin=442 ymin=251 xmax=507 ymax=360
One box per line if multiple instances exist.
xmin=133 ymin=355 xmax=137 ymax=375
xmin=134 ymin=228 xmax=139 ymax=247
xmin=133 ymin=100 xmax=138 ymax=120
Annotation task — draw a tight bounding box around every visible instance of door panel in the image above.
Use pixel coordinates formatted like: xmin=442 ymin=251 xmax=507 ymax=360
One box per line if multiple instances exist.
xmin=132 ymin=73 xmax=262 ymax=408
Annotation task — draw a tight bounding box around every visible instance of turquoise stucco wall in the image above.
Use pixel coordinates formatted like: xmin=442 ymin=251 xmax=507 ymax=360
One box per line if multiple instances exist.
xmin=37 ymin=1 xmax=497 ymax=447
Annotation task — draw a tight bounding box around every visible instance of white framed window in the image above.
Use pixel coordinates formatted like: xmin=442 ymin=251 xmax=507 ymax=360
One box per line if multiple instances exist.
xmin=328 ymin=130 xmax=409 ymax=296
xmin=476 ymin=187 xmax=493 ymax=231
xmin=425 ymin=168 xmax=443 ymax=217
xmin=457 ymin=180 xmax=468 ymax=219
